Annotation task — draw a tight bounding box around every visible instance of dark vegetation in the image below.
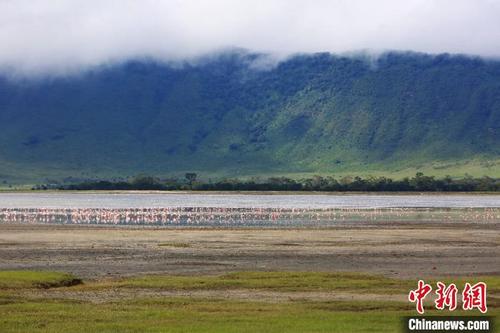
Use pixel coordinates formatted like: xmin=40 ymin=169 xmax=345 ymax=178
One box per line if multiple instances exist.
xmin=0 ymin=51 xmax=499 ymax=183
xmin=0 ymin=271 xmax=82 ymax=289
xmin=43 ymin=173 xmax=500 ymax=192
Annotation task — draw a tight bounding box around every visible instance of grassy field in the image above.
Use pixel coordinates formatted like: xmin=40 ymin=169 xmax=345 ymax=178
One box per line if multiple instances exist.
xmin=0 ymin=271 xmax=81 ymax=289
xmin=78 ymin=272 xmax=500 ymax=295
xmin=1 ymin=156 xmax=499 ymax=188
xmin=0 ymin=271 xmax=497 ymax=333
xmin=75 ymin=271 xmax=418 ymax=295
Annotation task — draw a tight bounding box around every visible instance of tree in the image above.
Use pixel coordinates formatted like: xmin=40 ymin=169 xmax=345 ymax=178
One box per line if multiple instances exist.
xmin=185 ymin=173 xmax=197 ymax=188
xmin=131 ymin=176 xmax=162 ymax=190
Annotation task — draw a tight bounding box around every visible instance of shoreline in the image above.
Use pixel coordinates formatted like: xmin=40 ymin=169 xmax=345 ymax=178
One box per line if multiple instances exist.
xmin=1 ymin=189 xmax=499 ymax=195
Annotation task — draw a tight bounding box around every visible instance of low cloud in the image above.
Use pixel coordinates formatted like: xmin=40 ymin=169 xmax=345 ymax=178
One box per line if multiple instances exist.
xmin=1 ymin=0 xmax=500 ymax=76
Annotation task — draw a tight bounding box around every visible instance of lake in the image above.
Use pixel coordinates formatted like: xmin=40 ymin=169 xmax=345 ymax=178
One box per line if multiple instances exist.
xmin=0 ymin=192 xmax=498 ymax=209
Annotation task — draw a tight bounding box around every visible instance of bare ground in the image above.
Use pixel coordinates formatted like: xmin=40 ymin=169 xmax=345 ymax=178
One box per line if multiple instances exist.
xmin=1 ymin=219 xmax=499 ymax=304
xmin=0 ymin=221 xmax=498 ymax=280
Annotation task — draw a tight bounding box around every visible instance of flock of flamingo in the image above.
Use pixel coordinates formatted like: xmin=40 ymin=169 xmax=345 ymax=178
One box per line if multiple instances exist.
xmin=0 ymin=207 xmax=498 ymax=226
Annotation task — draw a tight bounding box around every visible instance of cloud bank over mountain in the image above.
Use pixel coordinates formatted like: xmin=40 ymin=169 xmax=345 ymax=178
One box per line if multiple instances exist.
xmin=1 ymin=0 xmax=500 ymax=76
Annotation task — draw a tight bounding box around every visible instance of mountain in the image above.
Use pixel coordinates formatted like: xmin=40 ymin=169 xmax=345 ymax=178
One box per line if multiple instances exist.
xmin=0 ymin=52 xmax=499 ymax=184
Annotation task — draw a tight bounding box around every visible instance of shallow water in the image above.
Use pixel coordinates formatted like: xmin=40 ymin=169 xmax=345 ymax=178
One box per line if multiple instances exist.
xmin=0 ymin=192 xmax=498 ymax=209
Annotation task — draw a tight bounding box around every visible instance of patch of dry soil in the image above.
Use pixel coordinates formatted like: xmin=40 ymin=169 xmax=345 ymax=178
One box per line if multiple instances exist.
xmin=0 ymin=221 xmax=498 ymax=280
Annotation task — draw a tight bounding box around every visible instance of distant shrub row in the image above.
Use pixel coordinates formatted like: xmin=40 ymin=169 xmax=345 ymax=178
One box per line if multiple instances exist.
xmin=36 ymin=173 xmax=499 ymax=192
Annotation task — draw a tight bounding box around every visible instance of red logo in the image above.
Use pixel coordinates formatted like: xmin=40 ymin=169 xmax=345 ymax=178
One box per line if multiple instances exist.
xmin=462 ymin=282 xmax=487 ymax=313
xmin=409 ymin=280 xmax=487 ymax=314
xmin=408 ymin=280 xmax=432 ymax=314
xmin=435 ymin=282 xmax=458 ymax=311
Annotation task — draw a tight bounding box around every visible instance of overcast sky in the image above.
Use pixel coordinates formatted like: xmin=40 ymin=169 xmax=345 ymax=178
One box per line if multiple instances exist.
xmin=1 ymin=0 xmax=500 ymax=76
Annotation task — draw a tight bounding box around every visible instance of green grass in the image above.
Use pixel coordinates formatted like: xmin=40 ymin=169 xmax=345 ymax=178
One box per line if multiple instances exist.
xmin=81 ymin=271 xmax=413 ymax=294
xmin=273 ymin=158 xmax=500 ymax=180
xmin=0 ymin=271 xmax=81 ymax=289
xmin=434 ymin=276 xmax=500 ymax=294
xmin=69 ymin=272 xmax=500 ymax=296
xmin=1 ymin=270 xmax=498 ymax=295
xmin=0 ymin=271 xmax=498 ymax=332
xmin=0 ymin=297 xmax=412 ymax=333
xmin=0 ymin=296 xmax=496 ymax=333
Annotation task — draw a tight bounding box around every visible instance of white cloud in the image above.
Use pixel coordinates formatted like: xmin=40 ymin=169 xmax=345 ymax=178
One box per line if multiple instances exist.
xmin=1 ymin=0 xmax=500 ymax=76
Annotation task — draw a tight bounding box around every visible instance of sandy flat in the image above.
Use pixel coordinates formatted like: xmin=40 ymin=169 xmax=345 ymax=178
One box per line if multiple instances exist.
xmin=0 ymin=219 xmax=498 ymax=280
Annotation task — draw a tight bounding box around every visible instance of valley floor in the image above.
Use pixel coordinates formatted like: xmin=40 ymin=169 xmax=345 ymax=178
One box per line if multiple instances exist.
xmin=0 ymin=217 xmax=498 ymax=332
xmin=0 ymin=219 xmax=498 ymax=279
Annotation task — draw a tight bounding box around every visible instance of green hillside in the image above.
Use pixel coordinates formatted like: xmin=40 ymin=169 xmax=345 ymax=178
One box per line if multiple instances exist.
xmin=0 ymin=52 xmax=499 ymax=184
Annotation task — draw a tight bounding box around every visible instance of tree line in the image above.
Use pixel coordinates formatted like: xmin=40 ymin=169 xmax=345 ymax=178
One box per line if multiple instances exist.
xmin=35 ymin=172 xmax=500 ymax=192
